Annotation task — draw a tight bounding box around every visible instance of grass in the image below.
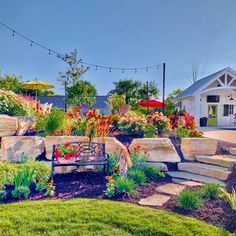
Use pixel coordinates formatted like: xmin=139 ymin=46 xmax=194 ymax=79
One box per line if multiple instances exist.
xmin=0 ymin=198 xmax=232 ymax=236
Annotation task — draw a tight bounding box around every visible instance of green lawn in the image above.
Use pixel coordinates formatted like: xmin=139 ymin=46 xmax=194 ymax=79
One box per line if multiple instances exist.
xmin=0 ymin=198 xmax=231 ymax=236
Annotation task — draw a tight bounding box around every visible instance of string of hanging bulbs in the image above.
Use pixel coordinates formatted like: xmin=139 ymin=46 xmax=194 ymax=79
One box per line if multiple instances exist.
xmin=0 ymin=21 xmax=162 ymax=73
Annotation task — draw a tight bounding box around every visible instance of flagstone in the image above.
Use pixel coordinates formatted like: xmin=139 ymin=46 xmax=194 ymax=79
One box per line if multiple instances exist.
xmin=138 ymin=194 xmax=170 ymax=206
xmin=156 ymin=183 xmax=186 ymax=196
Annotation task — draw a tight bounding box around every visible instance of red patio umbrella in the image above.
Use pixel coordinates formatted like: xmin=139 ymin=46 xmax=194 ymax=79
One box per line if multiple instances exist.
xmin=137 ymin=99 xmax=167 ymax=108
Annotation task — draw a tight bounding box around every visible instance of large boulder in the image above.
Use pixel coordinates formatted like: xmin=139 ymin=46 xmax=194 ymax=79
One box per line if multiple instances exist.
xmin=0 ymin=115 xmax=18 ymax=137
xmin=129 ymin=138 xmax=180 ymax=164
xmin=181 ymin=138 xmax=218 ymax=161
xmin=15 ymin=116 xmax=36 ymax=136
xmin=92 ymin=137 xmax=131 ymax=174
xmin=1 ymin=136 xmax=45 ymax=162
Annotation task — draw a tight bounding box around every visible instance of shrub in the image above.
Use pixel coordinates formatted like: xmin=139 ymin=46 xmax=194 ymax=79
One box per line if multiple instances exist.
xmin=221 ymin=188 xmax=236 ymax=211
xmin=200 ymin=183 xmax=221 ymax=200
xmin=105 ymin=181 xmax=116 ymax=199
xmin=0 ymin=89 xmax=34 ymax=116
xmin=128 ymin=169 xmax=147 ymax=186
xmin=45 ymin=109 xmax=67 ymax=135
xmin=118 ymin=111 xmax=147 ymax=135
xmin=147 ymin=112 xmax=171 ymax=134
xmin=143 ymin=166 xmax=165 ymax=181
xmin=0 ymin=189 xmax=7 ymax=200
xmin=130 ymin=147 xmax=148 ymax=169
xmin=176 ymin=126 xmax=203 ymax=138
xmin=177 ymin=189 xmax=203 ymax=210
xmin=12 ymin=186 xmax=30 ymax=199
xmin=115 ymin=176 xmax=136 ymax=197
xmin=109 ymin=152 xmax=119 ymax=175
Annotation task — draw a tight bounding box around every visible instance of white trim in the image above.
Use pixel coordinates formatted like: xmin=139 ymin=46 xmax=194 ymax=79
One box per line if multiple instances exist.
xmin=200 ymin=86 xmax=236 ymax=94
xmin=217 ymin=78 xmax=225 ymax=86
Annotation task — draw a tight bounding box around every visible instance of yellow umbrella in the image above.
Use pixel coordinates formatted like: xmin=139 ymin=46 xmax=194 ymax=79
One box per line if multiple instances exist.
xmin=22 ymin=79 xmax=54 ymax=101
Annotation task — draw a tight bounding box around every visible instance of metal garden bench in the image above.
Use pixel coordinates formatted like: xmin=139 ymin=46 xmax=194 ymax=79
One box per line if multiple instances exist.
xmin=51 ymin=142 xmax=110 ymax=178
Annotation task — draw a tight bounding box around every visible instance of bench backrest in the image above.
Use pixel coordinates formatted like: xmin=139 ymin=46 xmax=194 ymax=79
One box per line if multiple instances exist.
xmin=52 ymin=142 xmax=106 ymax=161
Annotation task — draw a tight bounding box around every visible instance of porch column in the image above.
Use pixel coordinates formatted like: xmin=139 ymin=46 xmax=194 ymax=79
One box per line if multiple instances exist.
xmin=194 ymin=94 xmax=201 ymax=125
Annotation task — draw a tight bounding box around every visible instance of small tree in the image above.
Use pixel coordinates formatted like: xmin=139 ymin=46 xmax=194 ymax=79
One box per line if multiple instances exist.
xmin=58 ymin=49 xmax=88 ymax=86
xmin=107 ymin=94 xmax=126 ymax=114
xmin=165 ymin=88 xmax=183 ymax=115
xmin=66 ymin=80 xmax=97 ymax=106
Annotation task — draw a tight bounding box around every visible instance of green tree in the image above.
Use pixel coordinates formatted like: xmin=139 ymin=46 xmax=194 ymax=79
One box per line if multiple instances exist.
xmin=107 ymin=94 xmax=126 ymax=114
xmin=138 ymin=81 xmax=159 ymax=101
xmin=58 ymin=49 xmax=88 ymax=85
xmin=0 ymin=74 xmax=23 ymax=93
xmin=66 ymin=80 xmax=97 ymax=106
xmin=109 ymin=79 xmax=159 ymax=105
xmin=165 ymin=88 xmax=183 ymax=115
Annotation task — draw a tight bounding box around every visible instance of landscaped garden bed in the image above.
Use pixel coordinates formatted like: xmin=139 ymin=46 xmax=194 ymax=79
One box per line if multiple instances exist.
xmin=0 ymin=89 xmax=236 ymax=234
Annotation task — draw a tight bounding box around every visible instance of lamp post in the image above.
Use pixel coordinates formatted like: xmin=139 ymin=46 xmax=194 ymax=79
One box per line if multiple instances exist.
xmin=162 ymin=63 xmax=166 ymax=114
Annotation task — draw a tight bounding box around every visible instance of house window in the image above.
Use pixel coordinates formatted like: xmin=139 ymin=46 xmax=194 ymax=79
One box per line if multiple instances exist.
xmin=223 ymin=104 xmax=234 ymax=116
xmin=207 ymin=95 xmax=220 ymax=103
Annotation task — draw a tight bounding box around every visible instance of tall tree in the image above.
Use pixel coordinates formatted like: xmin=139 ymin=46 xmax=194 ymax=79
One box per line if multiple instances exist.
xmin=66 ymin=80 xmax=97 ymax=106
xmin=58 ymin=49 xmax=88 ymax=85
xmin=109 ymin=79 xmax=159 ymax=105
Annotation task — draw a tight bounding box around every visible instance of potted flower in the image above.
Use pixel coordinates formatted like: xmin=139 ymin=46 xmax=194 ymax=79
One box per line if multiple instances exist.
xmin=54 ymin=142 xmax=79 ymax=163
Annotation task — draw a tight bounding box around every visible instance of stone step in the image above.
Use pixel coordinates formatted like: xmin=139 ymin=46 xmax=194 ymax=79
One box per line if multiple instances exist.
xmin=229 ymin=148 xmax=236 ymax=156
xmin=178 ymin=162 xmax=231 ymax=181
xmin=196 ymin=155 xmax=236 ymax=168
xmin=167 ymin=171 xmax=225 ymax=186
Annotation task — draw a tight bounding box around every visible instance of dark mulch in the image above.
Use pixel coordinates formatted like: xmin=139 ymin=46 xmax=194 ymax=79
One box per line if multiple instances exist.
xmin=164 ymin=197 xmax=236 ymax=234
xmin=1 ymin=171 xmax=236 ymax=233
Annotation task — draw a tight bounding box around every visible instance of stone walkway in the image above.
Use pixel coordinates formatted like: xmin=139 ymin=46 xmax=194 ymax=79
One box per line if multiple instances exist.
xmin=138 ymin=181 xmax=201 ymax=207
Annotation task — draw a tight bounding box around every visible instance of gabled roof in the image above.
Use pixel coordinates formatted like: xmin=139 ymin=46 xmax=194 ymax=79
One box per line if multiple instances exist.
xmin=175 ymin=67 xmax=236 ymax=100
xmin=38 ymin=95 xmax=109 ymax=109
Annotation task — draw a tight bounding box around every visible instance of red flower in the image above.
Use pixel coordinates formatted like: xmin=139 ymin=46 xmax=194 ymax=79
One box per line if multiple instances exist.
xmin=64 ymin=153 xmax=71 ymax=160
xmin=54 ymin=149 xmax=62 ymax=159
xmin=65 ymin=143 xmax=70 ymax=148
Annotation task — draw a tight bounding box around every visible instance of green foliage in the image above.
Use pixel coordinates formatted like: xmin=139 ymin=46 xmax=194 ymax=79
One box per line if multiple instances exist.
xmin=0 ymin=199 xmax=230 ymax=236
xmin=115 ymin=176 xmax=136 ymax=197
xmin=58 ymin=49 xmax=88 ymax=86
xmin=109 ymin=79 xmax=159 ymax=105
xmin=0 ymin=74 xmax=23 ymax=93
xmin=45 ymin=108 xmax=66 ymax=135
xmin=0 ymin=161 xmax=50 ymax=194
xmin=144 ymin=124 xmax=158 ymax=138
xmin=12 ymin=186 xmax=30 ymax=199
xmin=109 ymin=152 xmax=119 ymax=175
xmin=128 ymin=169 xmax=147 ymax=185
xmin=143 ymin=166 xmax=165 ymax=181
xmin=66 ymin=80 xmax=97 ymax=106
xmin=0 ymin=189 xmax=7 ymax=200
xmin=105 ymin=182 xmax=116 ymax=199
xmin=221 ymin=188 xmax=236 ymax=211
xmin=178 ymin=189 xmax=203 ymax=210
xmin=165 ymin=88 xmax=183 ymax=116
xmin=176 ymin=126 xmax=203 ymax=138
xmin=107 ymin=94 xmax=126 ymax=114
xmin=0 ymin=95 xmax=27 ymax=116
xmin=200 ymin=183 xmax=221 ymax=200
xmin=130 ymin=150 xmax=148 ymax=170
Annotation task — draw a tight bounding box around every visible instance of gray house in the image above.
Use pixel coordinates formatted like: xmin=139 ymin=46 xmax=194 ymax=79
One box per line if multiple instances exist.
xmin=38 ymin=95 xmax=110 ymax=115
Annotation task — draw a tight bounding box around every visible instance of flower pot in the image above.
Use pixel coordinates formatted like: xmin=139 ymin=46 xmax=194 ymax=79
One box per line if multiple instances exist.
xmin=119 ymin=104 xmax=131 ymax=116
xmin=56 ymin=157 xmax=76 ymax=164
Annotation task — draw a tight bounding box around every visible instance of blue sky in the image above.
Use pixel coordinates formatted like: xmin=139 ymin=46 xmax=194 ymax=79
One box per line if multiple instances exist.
xmin=0 ymin=0 xmax=236 ymax=96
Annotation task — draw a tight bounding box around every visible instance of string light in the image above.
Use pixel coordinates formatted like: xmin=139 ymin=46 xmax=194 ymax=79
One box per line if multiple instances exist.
xmin=0 ymin=21 xmax=162 ymax=73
